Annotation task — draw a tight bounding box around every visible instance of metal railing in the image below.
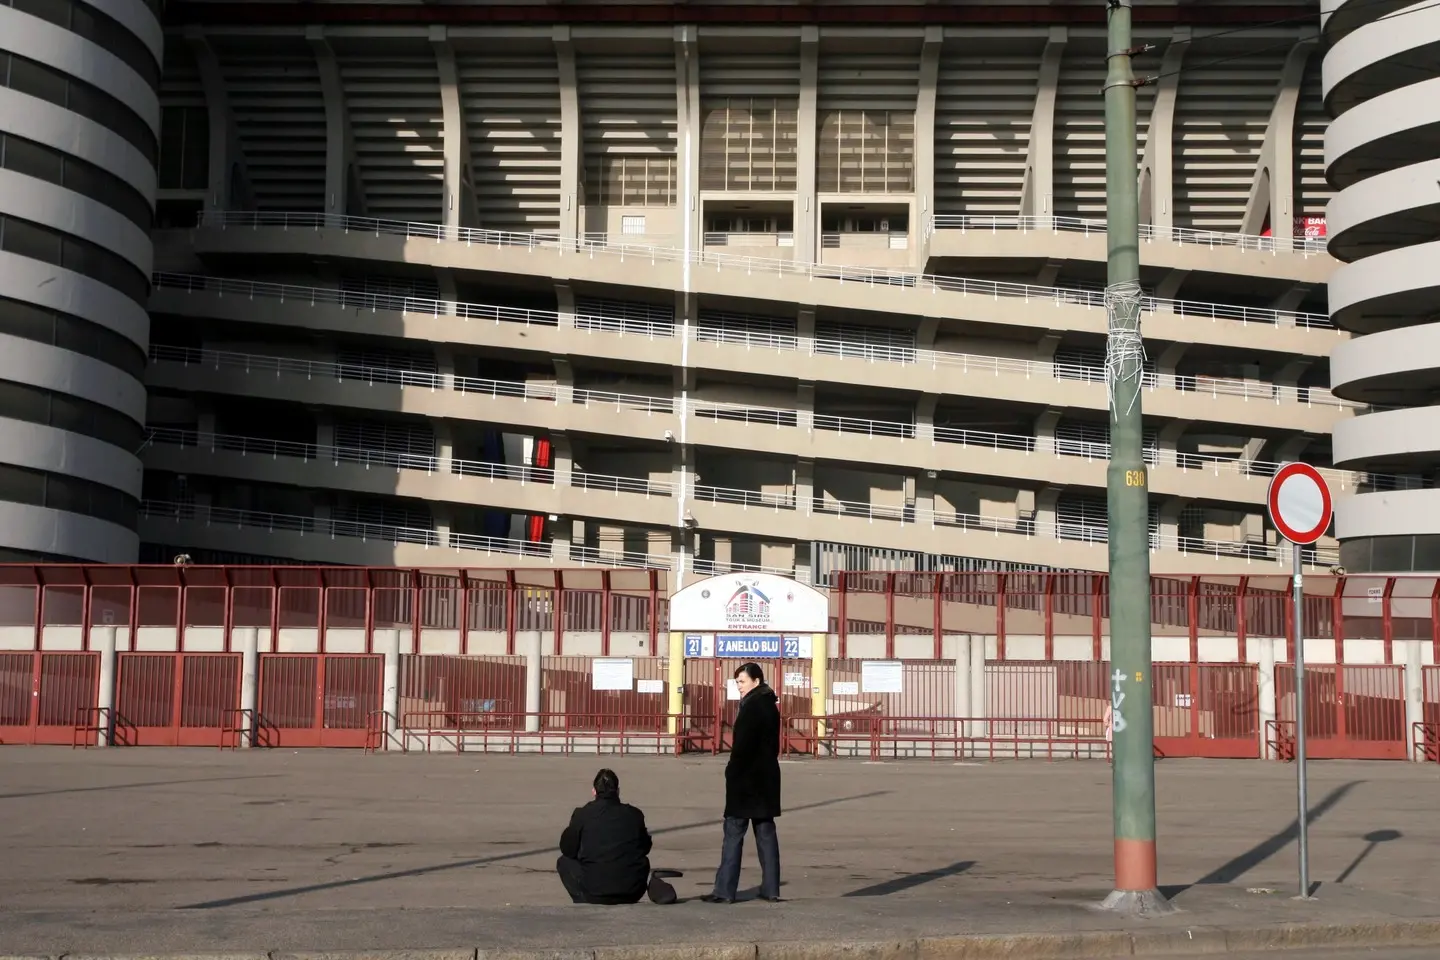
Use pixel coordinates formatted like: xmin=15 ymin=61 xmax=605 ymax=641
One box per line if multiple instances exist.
xmin=147 ymin=343 xmax=1418 ymax=497
xmin=139 ymin=499 xmax=442 ymax=547
xmin=152 ymin=273 xmax=1358 ymax=411
xmin=143 ymin=427 xmax=672 ymax=497
xmin=137 ymin=499 xmax=663 ymax=567
xmin=926 ymin=214 xmax=1331 ymax=256
xmin=192 ymin=211 xmax=1334 ymax=330
xmin=140 ymin=427 xmax=1336 ymax=566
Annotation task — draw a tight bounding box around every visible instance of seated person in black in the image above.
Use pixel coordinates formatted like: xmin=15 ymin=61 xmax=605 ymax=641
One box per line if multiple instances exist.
xmin=558 ymin=768 xmax=672 ymax=904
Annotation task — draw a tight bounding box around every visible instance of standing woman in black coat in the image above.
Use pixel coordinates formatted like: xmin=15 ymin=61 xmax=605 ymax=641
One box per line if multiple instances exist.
xmin=702 ymin=662 xmax=782 ymax=903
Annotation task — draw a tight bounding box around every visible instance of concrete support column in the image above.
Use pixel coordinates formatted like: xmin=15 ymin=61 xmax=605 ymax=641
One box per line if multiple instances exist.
xmin=1257 ymin=636 xmax=1278 ymax=759
xmin=673 ymin=29 xmax=701 ymax=254
xmin=523 ymin=629 xmax=543 ymax=733
xmin=1402 ymin=640 xmax=1425 ymax=761
xmin=186 ymin=29 xmax=251 ymax=212
xmin=95 ymin=625 xmax=117 ymax=747
xmin=1155 ymin=269 xmax=1189 ymax=301
xmin=1035 ymin=485 xmax=1062 ymax=539
xmin=915 ymin=470 xmax=936 ymax=521
xmin=551 ymin=522 xmax=572 ymax=562
xmin=969 ymin=632 xmax=987 ymax=742
xmin=797 ymin=306 xmax=816 ymax=354
xmin=1241 ymin=38 xmax=1318 ymax=248
xmin=1020 ymin=28 xmax=1067 ymax=221
xmin=551 ymin=431 xmax=573 ymax=486
xmin=433 ymin=506 xmax=452 ymax=549
xmin=916 ymin=394 xmax=937 ymax=443
xmin=1272 ymin=435 xmax=1313 ymax=464
xmin=1138 ymin=29 xmax=1189 ymax=231
xmin=1271 ymin=282 xmax=1314 ymax=313
xmin=1156 ymin=497 xmax=1187 ymax=552
xmin=795 ymin=27 xmax=819 ymax=263
xmin=555 ymin=282 xmax=576 ymax=328
xmin=1156 ymin=421 xmax=1189 ymax=468
xmin=554 ymin=359 xmax=574 ymax=405
xmin=1034 ymin=408 xmax=1062 ymax=456
xmin=316 ymin=413 xmax=335 ymax=451
xmin=796 ymin=458 xmax=814 ymax=514
xmin=435 ymin=421 xmax=454 ymax=475
xmin=436 ymin=345 xmax=455 ymax=392
xmin=913 ymin=27 xmax=942 ymax=267
xmin=432 ymin=32 xmax=468 ymax=231
xmin=797 ymin=383 xmax=815 ymax=432
xmin=553 ymin=27 xmax=580 ymax=240
xmin=793 ymin=541 xmax=814 ymax=585
xmin=197 ymin=406 xmax=217 ymax=439
xmin=309 ymin=29 xmax=360 ymax=218
xmin=1275 ymin=359 xmax=1312 ymax=405
xmin=237 ymin=626 xmax=259 ymax=747
xmin=380 ymin=627 xmax=401 ymax=749
xmin=953 ymin=634 xmax=972 ymax=731
xmin=1155 ymin=342 xmax=1187 ymax=391
xmin=917 ymin=316 xmax=939 ymax=351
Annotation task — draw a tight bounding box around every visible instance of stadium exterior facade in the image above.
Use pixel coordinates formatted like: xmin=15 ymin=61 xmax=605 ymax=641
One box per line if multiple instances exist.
xmin=0 ymin=0 xmax=1408 ymax=583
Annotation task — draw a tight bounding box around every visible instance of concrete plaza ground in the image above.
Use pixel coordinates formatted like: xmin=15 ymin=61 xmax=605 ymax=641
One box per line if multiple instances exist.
xmin=2 ymin=749 xmax=1440 ymax=956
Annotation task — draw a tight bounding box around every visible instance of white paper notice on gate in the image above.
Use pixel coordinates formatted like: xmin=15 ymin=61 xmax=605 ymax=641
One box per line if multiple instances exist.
xmin=861 ymin=660 xmax=903 ymax=694
xmin=726 ymin=678 xmax=742 ymax=700
xmin=592 ymin=658 xmax=635 ymax=691
xmin=637 ymin=678 xmax=665 ymax=694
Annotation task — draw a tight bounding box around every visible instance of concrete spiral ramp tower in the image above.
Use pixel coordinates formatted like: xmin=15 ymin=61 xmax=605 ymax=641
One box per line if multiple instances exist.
xmin=1326 ymin=0 xmax=1440 ymax=572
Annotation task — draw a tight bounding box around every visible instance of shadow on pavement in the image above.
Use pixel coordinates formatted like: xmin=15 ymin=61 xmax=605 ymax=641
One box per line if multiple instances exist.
xmin=0 ymin=775 xmax=284 ymax=801
xmin=844 ymin=860 xmax=976 ymax=897
xmin=1162 ymin=780 xmax=1365 ymax=898
xmin=180 ymin=789 xmax=893 ymax=910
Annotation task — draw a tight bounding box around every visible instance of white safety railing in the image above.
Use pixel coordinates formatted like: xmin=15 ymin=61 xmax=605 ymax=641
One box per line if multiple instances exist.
xmin=152 ymin=273 xmax=1359 ymax=411
xmin=139 ymin=499 xmax=441 ymax=547
xmin=138 ymin=499 xmax=658 ymax=566
xmin=192 ymin=211 xmax=1335 ymax=330
xmin=147 ymin=344 xmax=1419 ymax=497
xmin=143 ymin=427 xmax=673 ymax=498
xmin=926 ymin=214 xmax=1332 ymax=256
xmin=139 ymin=436 xmax=1341 ymax=568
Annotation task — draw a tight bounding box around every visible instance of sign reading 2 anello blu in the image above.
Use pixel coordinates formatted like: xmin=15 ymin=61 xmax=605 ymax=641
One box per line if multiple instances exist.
xmin=669 ymin=572 xmax=829 ymax=635
xmin=682 ymin=634 xmax=811 ymax=658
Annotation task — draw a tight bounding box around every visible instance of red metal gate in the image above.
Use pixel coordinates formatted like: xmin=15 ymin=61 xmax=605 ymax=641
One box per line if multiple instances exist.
xmin=115 ymin=653 xmax=241 ymax=746
xmin=1151 ymin=663 xmax=1261 ymax=759
xmin=1276 ymin=663 xmax=1408 ymax=760
xmin=682 ymin=658 xmax=812 ymax=754
xmin=258 ymin=653 xmax=382 ymax=748
xmin=0 ymin=652 xmax=98 ymax=745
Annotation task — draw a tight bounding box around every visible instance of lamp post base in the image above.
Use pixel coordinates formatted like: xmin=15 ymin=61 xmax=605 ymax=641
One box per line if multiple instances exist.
xmin=1096 ymin=888 xmax=1180 ymax=918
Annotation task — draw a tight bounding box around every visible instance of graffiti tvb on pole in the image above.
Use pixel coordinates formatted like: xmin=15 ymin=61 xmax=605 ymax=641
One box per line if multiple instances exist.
xmin=1099 ymin=0 xmax=1173 ymax=917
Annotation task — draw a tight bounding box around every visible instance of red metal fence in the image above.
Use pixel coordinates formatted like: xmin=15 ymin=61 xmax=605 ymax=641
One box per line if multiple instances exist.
xmin=115 ymin=653 xmax=241 ymax=746
xmin=2 ymin=565 xmax=1437 ymax=664
xmin=256 ymin=654 xmax=382 ymax=748
xmin=1274 ymin=664 xmax=1409 ymax=761
xmin=0 ymin=652 xmax=98 ymax=744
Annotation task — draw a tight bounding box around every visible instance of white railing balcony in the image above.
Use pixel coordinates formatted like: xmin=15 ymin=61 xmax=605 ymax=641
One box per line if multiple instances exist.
xmin=926 ymin=214 xmax=1332 ymax=256
xmin=191 ymin=211 xmax=1334 ymax=331
xmin=152 ymin=272 xmax=1355 ymax=414
xmin=145 ymin=344 xmax=1419 ymax=499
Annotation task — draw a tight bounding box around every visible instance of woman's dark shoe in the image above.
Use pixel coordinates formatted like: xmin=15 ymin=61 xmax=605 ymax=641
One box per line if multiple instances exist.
xmin=700 ymin=893 xmax=734 ymax=904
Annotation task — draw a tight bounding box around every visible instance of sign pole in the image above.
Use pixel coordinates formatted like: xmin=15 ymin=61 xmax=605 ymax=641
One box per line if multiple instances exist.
xmin=1292 ymin=540 xmax=1311 ymax=900
xmin=1265 ymin=460 xmax=1330 ymax=903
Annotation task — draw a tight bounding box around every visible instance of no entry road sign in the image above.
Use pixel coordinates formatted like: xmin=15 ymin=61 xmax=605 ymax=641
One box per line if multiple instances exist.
xmin=1267 ymin=461 xmax=1333 ymax=546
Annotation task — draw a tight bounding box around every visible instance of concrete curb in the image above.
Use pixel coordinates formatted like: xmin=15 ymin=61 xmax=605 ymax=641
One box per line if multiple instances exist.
xmin=14 ymin=922 xmax=1440 ymax=960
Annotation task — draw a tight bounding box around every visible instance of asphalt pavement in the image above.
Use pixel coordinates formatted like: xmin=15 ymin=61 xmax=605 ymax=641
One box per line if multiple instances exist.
xmin=2 ymin=749 xmax=1439 ymax=955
